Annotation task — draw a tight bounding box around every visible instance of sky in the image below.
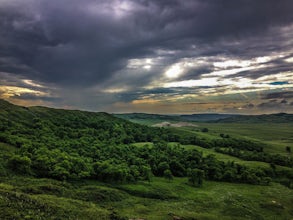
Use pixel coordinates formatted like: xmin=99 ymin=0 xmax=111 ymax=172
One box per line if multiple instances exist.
xmin=0 ymin=0 xmax=293 ymax=114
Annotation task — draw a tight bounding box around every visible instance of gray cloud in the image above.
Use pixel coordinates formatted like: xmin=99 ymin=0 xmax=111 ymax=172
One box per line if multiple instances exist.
xmin=262 ymin=91 xmax=293 ymax=100
xmin=0 ymin=0 xmax=293 ymax=112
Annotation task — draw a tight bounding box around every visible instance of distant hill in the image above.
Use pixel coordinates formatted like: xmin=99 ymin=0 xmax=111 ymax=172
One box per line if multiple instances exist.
xmin=180 ymin=113 xmax=237 ymax=122
xmin=215 ymin=113 xmax=293 ymax=123
xmin=115 ymin=112 xmax=293 ymax=123
xmin=114 ymin=113 xmax=183 ymax=122
xmin=114 ymin=113 xmax=237 ymax=122
xmin=115 ymin=113 xmax=235 ymax=123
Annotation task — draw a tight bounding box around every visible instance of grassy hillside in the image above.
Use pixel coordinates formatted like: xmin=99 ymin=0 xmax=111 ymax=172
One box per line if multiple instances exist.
xmin=1 ymin=174 xmax=292 ymax=220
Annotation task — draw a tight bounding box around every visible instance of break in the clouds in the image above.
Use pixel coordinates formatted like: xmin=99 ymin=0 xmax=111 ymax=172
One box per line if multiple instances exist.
xmin=0 ymin=0 xmax=293 ymax=113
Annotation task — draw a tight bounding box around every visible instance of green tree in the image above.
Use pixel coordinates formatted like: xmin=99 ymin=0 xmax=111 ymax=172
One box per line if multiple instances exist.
xmin=51 ymin=165 xmax=70 ymax=180
xmin=170 ymin=160 xmax=186 ymax=177
xmin=188 ymin=168 xmax=204 ymax=187
xmin=262 ymin=177 xmax=272 ymax=185
xmin=201 ymin=128 xmax=209 ymax=132
xmin=157 ymin=161 xmax=170 ymax=176
xmin=140 ymin=165 xmax=153 ymax=183
xmin=8 ymin=155 xmax=32 ymax=174
xmin=163 ymin=169 xmax=173 ymax=181
xmin=0 ymin=161 xmax=7 ymax=176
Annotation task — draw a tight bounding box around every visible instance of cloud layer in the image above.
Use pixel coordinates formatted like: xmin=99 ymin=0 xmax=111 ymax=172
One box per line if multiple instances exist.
xmin=0 ymin=0 xmax=293 ymax=113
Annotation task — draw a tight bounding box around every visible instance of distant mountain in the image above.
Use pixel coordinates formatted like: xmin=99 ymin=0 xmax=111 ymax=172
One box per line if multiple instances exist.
xmin=215 ymin=113 xmax=293 ymax=123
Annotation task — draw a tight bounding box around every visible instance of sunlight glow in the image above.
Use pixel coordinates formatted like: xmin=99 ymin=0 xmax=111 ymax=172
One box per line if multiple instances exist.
xmin=285 ymin=57 xmax=293 ymax=63
xmin=255 ymin=56 xmax=271 ymax=63
xmin=23 ymin=79 xmax=44 ymax=88
xmin=165 ymin=77 xmax=218 ymax=87
xmin=165 ymin=64 xmax=184 ymax=78
xmin=127 ymin=58 xmax=153 ymax=70
xmin=0 ymin=86 xmax=46 ymax=98
xmin=213 ymin=60 xmax=251 ymax=69
xmin=132 ymin=99 xmax=159 ymax=104
xmin=143 ymin=65 xmax=151 ymax=70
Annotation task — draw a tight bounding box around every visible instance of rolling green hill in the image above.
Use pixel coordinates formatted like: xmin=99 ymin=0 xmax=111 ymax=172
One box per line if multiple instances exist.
xmin=0 ymin=99 xmax=292 ymax=219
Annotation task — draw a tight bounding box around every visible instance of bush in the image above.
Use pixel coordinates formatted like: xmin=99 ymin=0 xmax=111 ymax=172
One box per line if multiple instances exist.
xmin=8 ymin=155 xmax=31 ymax=174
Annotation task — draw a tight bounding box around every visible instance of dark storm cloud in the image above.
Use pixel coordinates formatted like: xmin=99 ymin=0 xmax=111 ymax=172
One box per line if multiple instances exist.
xmin=1 ymin=0 xmax=293 ymax=85
xmin=1 ymin=0 xmax=293 ymax=112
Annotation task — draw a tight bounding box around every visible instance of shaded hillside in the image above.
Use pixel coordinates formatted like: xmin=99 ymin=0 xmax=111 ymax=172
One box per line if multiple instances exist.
xmin=0 ymin=99 xmax=170 ymax=146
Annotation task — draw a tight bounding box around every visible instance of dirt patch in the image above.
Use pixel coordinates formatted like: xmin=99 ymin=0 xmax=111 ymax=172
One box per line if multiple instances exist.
xmin=152 ymin=121 xmax=198 ymax=128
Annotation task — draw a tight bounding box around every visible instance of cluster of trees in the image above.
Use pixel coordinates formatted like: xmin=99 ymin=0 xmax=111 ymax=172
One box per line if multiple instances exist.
xmin=5 ymin=141 xmax=278 ymax=185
